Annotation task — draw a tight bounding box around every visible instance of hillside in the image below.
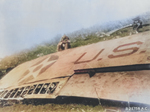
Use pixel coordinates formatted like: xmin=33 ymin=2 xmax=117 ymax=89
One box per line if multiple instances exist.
xmin=0 ymin=19 xmax=149 ymax=79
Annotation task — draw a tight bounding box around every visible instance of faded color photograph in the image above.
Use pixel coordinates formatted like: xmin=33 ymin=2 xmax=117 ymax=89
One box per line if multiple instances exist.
xmin=0 ymin=0 xmax=150 ymax=112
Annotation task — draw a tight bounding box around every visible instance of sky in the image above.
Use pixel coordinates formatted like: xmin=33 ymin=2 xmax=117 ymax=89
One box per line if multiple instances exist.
xmin=0 ymin=0 xmax=150 ymax=58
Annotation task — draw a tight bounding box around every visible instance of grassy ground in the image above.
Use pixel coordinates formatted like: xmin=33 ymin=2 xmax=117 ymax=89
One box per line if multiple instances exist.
xmin=0 ymin=104 xmax=107 ymax=112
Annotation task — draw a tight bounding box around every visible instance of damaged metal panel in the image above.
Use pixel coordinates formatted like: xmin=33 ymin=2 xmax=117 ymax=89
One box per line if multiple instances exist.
xmin=0 ymin=77 xmax=69 ymax=100
xmin=59 ymin=70 xmax=150 ymax=105
xmin=0 ymin=31 xmax=150 ymax=90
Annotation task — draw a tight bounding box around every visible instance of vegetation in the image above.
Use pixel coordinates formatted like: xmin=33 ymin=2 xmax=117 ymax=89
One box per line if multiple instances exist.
xmin=0 ymin=23 xmax=150 ymax=79
xmin=0 ymin=103 xmax=123 ymax=112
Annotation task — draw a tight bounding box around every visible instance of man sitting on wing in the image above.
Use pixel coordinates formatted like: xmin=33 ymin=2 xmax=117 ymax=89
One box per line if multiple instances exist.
xmin=57 ymin=35 xmax=71 ymax=51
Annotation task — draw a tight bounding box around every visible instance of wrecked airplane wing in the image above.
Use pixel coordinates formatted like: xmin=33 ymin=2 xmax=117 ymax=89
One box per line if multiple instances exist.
xmin=0 ymin=31 xmax=150 ymax=105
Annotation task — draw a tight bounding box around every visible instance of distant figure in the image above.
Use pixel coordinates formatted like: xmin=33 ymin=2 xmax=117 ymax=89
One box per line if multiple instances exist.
xmin=132 ymin=18 xmax=142 ymax=33
xmin=57 ymin=35 xmax=71 ymax=51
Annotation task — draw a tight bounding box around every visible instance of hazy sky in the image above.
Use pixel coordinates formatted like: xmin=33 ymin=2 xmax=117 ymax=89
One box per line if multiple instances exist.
xmin=0 ymin=0 xmax=150 ymax=58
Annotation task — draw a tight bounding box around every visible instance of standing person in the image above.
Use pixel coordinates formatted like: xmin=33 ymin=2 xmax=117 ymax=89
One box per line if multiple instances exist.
xmin=57 ymin=35 xmax=71 ymax=51
xmin=132 ymin=18 xmax=143 ymax=33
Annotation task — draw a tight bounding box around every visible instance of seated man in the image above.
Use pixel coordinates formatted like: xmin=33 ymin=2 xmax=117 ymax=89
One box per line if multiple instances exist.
xmin=57 ymin=35 xmax=71 ymax=51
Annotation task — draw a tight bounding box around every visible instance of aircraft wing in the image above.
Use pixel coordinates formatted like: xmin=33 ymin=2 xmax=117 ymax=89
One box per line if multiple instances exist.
xmin=0 ymin=31 xmax=150 ymax=105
